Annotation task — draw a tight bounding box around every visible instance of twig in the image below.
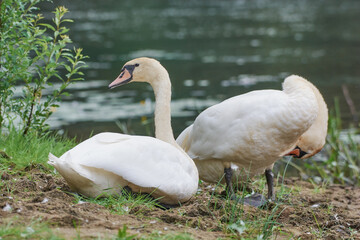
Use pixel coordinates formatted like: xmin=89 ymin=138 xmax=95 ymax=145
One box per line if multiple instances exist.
xmin=23 ymin=88 xmax=37 ymax=135
xmin=342 ymin=84 xmax=359 ymax=126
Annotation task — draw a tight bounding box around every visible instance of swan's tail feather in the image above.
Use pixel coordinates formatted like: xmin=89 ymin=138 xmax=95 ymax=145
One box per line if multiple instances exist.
xmin=176 ymin=125 xmax=193 ymax=152
xmin=48 ymin=152 xmax=98 ymax=197
xmin=48 ymin=153 xmax=60 ymax=166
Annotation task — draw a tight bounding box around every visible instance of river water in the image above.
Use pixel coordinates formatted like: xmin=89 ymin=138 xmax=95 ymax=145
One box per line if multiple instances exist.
xmin=36 ymin=0 xmax=360 ymax=139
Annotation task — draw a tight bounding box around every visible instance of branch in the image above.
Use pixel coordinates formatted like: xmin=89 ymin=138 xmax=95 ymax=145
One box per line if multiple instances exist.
xmin=22 ymin=88 xmax=37 ymax=135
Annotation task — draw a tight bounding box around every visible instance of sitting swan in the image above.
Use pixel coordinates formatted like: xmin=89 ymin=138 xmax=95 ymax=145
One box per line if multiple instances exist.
xmin=176 ymin=75 xmax=328 ymax=206
xmin=48 ymin=57 xmax=198 ymax=205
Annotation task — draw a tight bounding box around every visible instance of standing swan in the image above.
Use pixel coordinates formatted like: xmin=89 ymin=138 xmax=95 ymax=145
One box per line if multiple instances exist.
xmin=176 ymin=75 xmax=328 ymax=206
xmin=48 ymin=57 xmax=198 ymax=205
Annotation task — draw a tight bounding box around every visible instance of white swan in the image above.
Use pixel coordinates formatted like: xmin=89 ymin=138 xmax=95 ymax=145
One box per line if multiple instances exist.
xmin=176 ymin=75 xmax=328 ymax=206
xmin=48 ymin=57 xmax=198 ymax=205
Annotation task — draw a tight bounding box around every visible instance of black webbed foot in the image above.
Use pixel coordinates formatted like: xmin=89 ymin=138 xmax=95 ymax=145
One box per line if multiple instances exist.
xmin=242 ymin=193 xmax=267 ymax=207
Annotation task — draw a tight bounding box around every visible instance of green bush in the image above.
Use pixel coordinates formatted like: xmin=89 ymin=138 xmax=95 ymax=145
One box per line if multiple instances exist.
xmin=0 ymin=0 xmax=87 ymax=135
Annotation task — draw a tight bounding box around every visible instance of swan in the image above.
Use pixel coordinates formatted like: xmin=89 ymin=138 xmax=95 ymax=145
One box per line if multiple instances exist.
xmin=48 ymin=57 xmax=198 ymax=205
xmin=176 ymin=75 xmax=328 ymax=206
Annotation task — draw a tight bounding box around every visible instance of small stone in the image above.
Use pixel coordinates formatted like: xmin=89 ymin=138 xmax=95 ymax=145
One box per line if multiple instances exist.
xmin=122 ymin=206 xmax=129 ymax=212
xmin=2 ymin=203 xmax=12 ymax=212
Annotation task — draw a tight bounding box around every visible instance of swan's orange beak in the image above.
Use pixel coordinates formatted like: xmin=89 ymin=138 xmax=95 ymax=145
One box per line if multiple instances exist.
xmin=109 ymin=68 xmax=133 ymax=89
xmin=285 ymin=146 xmax=307 ymax=158
xmin=286 ymin=148 xmax=300 ymax=157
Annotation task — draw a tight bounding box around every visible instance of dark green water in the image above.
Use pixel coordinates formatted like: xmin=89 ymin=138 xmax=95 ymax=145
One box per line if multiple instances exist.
xmin=38 ymin=0 xmax=360 ymax=139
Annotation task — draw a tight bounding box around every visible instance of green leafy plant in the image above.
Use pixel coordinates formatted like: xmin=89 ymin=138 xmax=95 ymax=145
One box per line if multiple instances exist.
xmin=0 ymin=0 xmax=87 ymax=135
xmin=302 ymin=99 xmax=360 ymax=186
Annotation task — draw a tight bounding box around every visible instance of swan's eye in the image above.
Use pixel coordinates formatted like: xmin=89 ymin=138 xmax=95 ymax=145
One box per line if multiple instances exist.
xmin=134 ymin=63 xmax=139 ymax=67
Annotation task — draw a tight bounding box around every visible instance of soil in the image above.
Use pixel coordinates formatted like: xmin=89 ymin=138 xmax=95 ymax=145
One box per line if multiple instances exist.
xmin=1 ymin=170 xmax=359 ymax=239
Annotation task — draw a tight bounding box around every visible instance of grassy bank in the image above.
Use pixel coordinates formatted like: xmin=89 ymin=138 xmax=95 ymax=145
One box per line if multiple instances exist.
xmin=0 ymin=112 xmax=359 ymax=239
xmin=0 ymin=129 xmax=76 ymax=172
xmin=299 ymin=101 xmax=360 ymax=186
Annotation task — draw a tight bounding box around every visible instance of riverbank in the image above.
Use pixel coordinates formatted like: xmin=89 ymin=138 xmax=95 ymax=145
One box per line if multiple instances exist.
xmin=0 ymin=129 xmax=359 ymax=239
xmin=1 ymin=168 xmax=359 ymax=239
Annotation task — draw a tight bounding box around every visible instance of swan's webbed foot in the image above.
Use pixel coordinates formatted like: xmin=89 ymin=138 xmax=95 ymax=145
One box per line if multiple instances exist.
xmin=240 ymin=169 xmax=275 ymax=207
xmin=240 ymin=169 xmax=277 ymax=207
xmin=242 ymin=193 xmax=267 ymax=207
xmin=224 ymin=166 xmax=276 ymax=207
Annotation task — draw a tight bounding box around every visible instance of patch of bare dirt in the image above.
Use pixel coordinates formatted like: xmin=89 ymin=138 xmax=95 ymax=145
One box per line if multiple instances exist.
xmin=278 ymin=178 xmax=360 ymax=239
xmin=0 ymin=170 xmax=359 ymax=239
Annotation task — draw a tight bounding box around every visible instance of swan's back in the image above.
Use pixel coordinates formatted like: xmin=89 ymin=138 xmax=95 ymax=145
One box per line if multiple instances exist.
xmin=190 ymin=90 xmax=313 ymax=159
xmin=177 ymin=76 xmax=319 ymax=177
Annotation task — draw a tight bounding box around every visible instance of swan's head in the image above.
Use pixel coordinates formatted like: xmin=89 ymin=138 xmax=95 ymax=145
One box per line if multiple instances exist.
xmin=109 ymin=57 xmax=169 ymax=89
xmin=286 ymin=131 xmax=326 ymax=159
xmin=285 ymin=77 xmax=329 ymax=159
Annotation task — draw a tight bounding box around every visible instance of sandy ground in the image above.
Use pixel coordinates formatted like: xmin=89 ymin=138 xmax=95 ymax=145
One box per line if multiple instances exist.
xmin=1 ymin=170 xmax=359 ymax=239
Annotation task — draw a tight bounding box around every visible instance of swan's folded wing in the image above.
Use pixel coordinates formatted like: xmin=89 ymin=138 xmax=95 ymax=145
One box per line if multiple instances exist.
xmin=73 ymin=135 xmax=198 ymax=195
xmin=48 ymin=152 xmax=98 ymax=191
xmin=187 ymin=90 xmax=303 ymax=160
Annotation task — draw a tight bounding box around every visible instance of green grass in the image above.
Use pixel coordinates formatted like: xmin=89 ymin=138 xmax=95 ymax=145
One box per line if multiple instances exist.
xmin=204 ymin=175 xmax=288 ymax=240
xmin=71 ymin=190 xmax=161 ymax=216
xmin=0 ymin=218 xmax=64 ymax=240
xmin=300 ymin=99 xmax=360 ymax=186
xmin=0 ymin=128 xmax=76 ymax=172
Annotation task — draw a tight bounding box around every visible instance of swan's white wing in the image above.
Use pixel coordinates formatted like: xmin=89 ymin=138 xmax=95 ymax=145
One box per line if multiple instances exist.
xmin=60 ymin=133 xmax=198 ymax=198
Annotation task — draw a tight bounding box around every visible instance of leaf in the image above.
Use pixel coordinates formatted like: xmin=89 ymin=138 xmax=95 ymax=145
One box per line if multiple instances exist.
xmin=1 ymin=1 xmax=87 ymax=134
xmin=64 ymin=56 xmax=75 ymax=65
xmin=53 ymin=73 xmax=63 ymax=81
xmin=38 ymin=23 xmax=56 ymax=31
xmin=61 ymin=19 xmax=74 ymax=23
xmin=64 ymin=65 xmax=72 ymax=72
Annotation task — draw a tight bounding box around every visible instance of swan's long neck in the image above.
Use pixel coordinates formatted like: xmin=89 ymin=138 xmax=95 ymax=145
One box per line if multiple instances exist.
xmin=150 ymin=72 xmax=179 ymax=148
xmin=276 ymin=76 xmax=319 ymax=152
xmin=282 ymin=76 xmax=319 ymax=125
xmin=305 ymin=82 xmax=328 ymax=138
